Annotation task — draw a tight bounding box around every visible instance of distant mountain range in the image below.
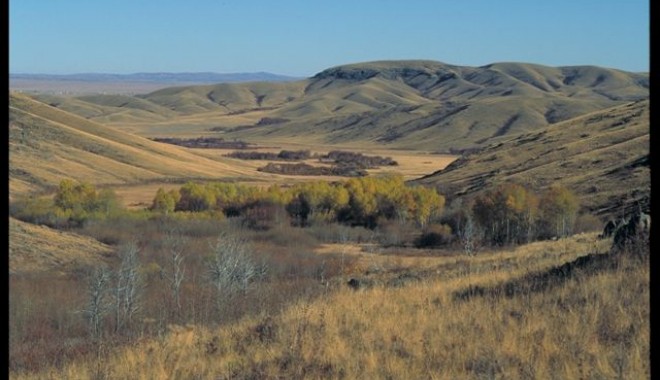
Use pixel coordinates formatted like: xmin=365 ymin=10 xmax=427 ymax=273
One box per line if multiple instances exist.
xmin=9 ymin=72 xmax=302 ymax=94
xmin=10 ymin=72 xmax=302 ymax=83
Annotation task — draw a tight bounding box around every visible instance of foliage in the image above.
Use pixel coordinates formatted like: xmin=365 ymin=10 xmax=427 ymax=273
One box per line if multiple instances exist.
xmin=537 ymin=185 xmax=579 ymax=239
xmin=11 ymin=179 xmax=122 ymax=228
xmin=150 ymin=188 xmax=180 ymax=214
xmin=472 ymin=183 xmax=539 ymax=246
xmin=176 ymin=182 xmax=216 ymax=212
xmin=166 ymin=176 xmax=445 ymax=230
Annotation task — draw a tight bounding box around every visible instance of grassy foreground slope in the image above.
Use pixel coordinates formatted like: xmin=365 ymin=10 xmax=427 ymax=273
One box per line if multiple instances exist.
xmin=415 ymin=100 xmax=649 ymax=219
xmin=8 ymin=93 xmax=267 ymax=198
xmin=32 ymin=60 xmax=648 ymax=151
xmin=9 ymin=217 xmax=112 ymax=275
xmin=12 ymin=233 xmax=648 ymax=379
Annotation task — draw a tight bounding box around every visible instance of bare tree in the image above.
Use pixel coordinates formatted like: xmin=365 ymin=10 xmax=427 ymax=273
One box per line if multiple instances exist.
xmin=208 ymin=231 xmax=264 ymax=309
xmin=459 ymin=212 xmax=477 ymax=257
xmin=82 ymin=266 xmax=112 ymax=341
xmin=163 ymin=232 xmax=187 ymax=315
xmin=113 ymin=242 xmax=142 ymax=334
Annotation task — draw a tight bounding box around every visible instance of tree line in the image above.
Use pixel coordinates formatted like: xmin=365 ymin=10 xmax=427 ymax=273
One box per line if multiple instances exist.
xmin=11 ymin=177 xmax=584 ymax=248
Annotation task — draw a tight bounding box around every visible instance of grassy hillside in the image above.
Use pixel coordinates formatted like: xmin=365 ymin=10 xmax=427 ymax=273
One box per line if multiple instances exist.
xmin=9 ymin=217 xmax=113 ymax=275
xmin=415 ymin=100 xmax=649 ymax=219
xmin=11 ymin=233 xmax=648 ymax=379
xmin=8 ymin=93 xmax=268 ymax=198
xmin=29 ymin=60 xmax=647 ymax=151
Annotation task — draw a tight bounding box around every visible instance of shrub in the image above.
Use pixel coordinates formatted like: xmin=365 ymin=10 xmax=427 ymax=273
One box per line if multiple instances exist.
xmin=415 ymin=223 xmax=454 ymax=248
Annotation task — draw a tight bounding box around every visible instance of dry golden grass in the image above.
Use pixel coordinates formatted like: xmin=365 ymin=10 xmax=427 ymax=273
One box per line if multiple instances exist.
xmin=10 ymin=92 xmax=457 ymax=209
xmin=12 ymin=233 xmax=648 ymax=379
xmin=30 ymin=60 xmax=647 ymax=154
xmin=9 ymin=217 xmax=113 ymax=275
xmin=9 ymin=93 xmax=279 ymax=199
xmin=417 ymin=100 xmax=650 ymax=219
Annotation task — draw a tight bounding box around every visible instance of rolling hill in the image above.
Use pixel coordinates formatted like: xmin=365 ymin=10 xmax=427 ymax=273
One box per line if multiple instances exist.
xmin=414 ymin=99 xmax=650 ymax=219
xmin=29 ymin=60 xmax=648 ymax=152
xmin=9 ymin=217 xmax=113 ymax=275
xmin=8 ymin=93 xmax=270 ymax=198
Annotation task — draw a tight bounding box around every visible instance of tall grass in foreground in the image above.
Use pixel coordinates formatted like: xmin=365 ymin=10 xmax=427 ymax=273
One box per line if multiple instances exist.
xmin=12 ymin=251 xmax=648 ymax=379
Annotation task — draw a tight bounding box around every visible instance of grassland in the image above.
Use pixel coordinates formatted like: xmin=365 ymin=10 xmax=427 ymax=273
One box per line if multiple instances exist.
xmin=11 ymin=232 xmax=649 ymax=379
xmin=416 ymin=100 xmax=650 ymax=220
xmin=9 ymin=91 xmax=457 ymax=207
xmin=9 ymin=217 xmax=113 ymax=275
xmin=8 ymin=59 xmax=649 ymax=379
xmin=28 ymin=60 xmax=648 ymax=153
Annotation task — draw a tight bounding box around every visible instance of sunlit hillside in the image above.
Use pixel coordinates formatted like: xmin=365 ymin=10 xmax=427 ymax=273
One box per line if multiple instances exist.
xmin=9 ymin=217 xmax=113 ymax=275
xmin=8 ymin=93 xmax=271 ymax=198
xmin=415 ymin=100 xmax=649 ymax=219
xmin=30 ymin=60 xmax=648 ymax=152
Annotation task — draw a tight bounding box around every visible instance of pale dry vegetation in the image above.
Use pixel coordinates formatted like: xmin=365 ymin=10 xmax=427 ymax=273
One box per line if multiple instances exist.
xmin=11 ymin=233 xmax=648 ymax=380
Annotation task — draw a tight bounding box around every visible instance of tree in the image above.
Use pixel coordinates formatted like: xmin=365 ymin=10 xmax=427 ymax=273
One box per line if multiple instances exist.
xmin=176 ymin=182 xmax=216 ymax=212
xmin=53 ymin=179 xmax=98 ymax=212
xmin=207 ymin=231 xmax=265 ymax=312
xmin=472 ymin=183 xmax=538 ymax=245
xmin=162 ymin=231 xmax=186 ymax=316
xmin=538 ymin=185 xmax=579 ymax=239
xmin=410 ymin=186 xmax=445 ymax=228
xmin=82 ymin=266 xmax=112 ymax=341
xmin=459 ymin=212 xmax=478 ymax=256
xmin=95 ymin=188 xmax=120 ymax=215
xmin=53 ymin=179 xmax=79 ymax=211
xmin=151 ymin=188 xmax=177 ymax=214
xmin=113 ymin=242 xmax=142 ymax=334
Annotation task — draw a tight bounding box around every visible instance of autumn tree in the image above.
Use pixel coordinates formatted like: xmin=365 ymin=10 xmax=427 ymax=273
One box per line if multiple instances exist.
xmin=410 ymin=185 xmax=445 ymax=228
xmin=472 ymin=183 xmax=538 ymax=245
xmin=52 ymin=179 xmax=121 ymax=222
xmin=537 ymin=185 xmax=579 ymax=239
xmin=176 ymin=182 xmax=216 ymax=212
xmin=151 ymin=188 xmax=180 ymax=214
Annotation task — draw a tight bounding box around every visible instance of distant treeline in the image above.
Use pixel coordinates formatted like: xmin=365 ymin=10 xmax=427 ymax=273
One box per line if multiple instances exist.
xmin=258 ymin=162 xmax=368 ymax=177
xmin=227 ymin=149 xmax=397 ymax=175
xmin=152 ymin=137 xmax=256 ymax=149
xmin=323 ymin=150 xmax=398 ymax=168
xmin=226 ymin=150 xmax=312 ymax=161
xmin=227 ymin=149 xmax=396 ymax=166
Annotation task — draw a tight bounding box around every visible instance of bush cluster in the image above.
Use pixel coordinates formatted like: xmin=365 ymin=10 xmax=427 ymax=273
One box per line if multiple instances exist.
xmin=225 ymin=150 xmax=311 ymax=161
xmin=155 ymin=175 xmax=445 ymax=229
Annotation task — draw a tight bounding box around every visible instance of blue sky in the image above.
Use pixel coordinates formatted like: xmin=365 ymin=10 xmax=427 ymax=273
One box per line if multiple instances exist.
xmin=9 ymin=0 xmax=649 ymax=76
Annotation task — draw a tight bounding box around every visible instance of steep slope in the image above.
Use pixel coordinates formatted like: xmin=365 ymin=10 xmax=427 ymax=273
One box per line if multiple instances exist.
xmin=8 ymin=93 xmax=266 ymax=198
xmin=414 ymin=100 xmax=649 ymax=218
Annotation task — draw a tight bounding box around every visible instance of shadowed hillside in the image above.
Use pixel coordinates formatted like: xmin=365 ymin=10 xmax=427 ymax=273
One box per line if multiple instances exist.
xmin=414 ymin=100 xmax=649 ymax=219
xmin=30 ymin=60 xmax=648 ymax=151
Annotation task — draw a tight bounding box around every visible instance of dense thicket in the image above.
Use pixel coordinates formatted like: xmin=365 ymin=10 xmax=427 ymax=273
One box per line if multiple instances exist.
xmin=161 ymin=175 xmax=444 ymax=229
